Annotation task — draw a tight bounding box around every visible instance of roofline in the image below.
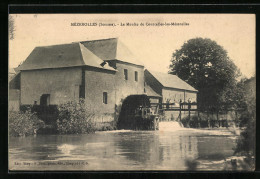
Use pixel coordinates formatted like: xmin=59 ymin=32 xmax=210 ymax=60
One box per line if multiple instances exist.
xmin=35 ymin=42 xmax=81 ymax=48
xmin=84 ymin=65 xmax=117 ymax=73
xmin=26 ymin=38 xmax=119 ymax=48
xmin=144 ymin=69 xmax=164 ymax=87
xmin=163 ymin=86 xmax=198 ymax=93
xmin=78 ymin=42 xmax=116 ymax=72
xmin=107 ymin=59 xmax=144 ymax=68
xmin=19 ymin=65 xmax=84 ymax=71
xmin=79 ymin=38 xmax=118 ymax=44
xmin=18 ymin=64 xmax=117 ymax=72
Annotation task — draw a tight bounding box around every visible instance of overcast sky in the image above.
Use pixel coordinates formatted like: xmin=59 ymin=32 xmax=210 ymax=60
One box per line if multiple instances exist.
xmin=9 ymin=14 xmax=255 ymax=78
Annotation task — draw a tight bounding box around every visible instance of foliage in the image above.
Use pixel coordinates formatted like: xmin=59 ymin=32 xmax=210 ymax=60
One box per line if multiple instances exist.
xmin=234 ymin=77 xmax=255 ymax=169
xmin=95 ymin=121 xmax=117 ymax=131
xmin=115 ymin=99 xmax=123 ymax=125
xmin=169 ymin=38 xmax=241 ymax=110
xmin=185 ymin=159 xmax=198 ymax=170
xmin=181 ymin=112 xmax=230 ymax=128
xmin=56 ymin=99 xmax=96 ymax=134
xmin=9 ymin=109 xmax=45 ymax=137
xmin=9 ymin=15 xmax=15 ymax=40
xmin=181 ymin=115 xmax=200 ymax=128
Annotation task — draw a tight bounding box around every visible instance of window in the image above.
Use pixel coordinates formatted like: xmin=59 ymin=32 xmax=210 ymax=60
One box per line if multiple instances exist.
xmin=124 ymin=69 xmax=128 ymax=80
xmin=135 ymin=71 xmax=138 ymax=81
xmin=103 ymin=92 xmax=107 ymax=104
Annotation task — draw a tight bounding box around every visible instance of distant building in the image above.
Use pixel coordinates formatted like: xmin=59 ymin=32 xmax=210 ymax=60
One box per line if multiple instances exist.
xmin=9 ymin=68 xmax=20 ymax=111
xmin=9 ymin=38 xmax=198 ymax=121
xmin=145 ymin=70 xmax=198 ymax=103
xmin=8 ymin=68 xmax=16 ymax=82
xmin=144 ymin=70 xmax=198 ymax=120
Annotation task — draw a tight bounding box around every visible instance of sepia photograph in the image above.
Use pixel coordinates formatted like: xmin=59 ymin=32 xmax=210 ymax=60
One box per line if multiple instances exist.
xmin=8 ymin=13 xmax=256 ymax=171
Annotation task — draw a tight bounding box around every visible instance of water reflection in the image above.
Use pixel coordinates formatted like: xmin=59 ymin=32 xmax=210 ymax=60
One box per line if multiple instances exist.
xmin=9 ymin=123 xmax=237 ymax=170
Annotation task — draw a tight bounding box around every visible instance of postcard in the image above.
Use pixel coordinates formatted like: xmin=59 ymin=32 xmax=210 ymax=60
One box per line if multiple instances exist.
xmin=8 ymin=13 xmax=255 ymax=171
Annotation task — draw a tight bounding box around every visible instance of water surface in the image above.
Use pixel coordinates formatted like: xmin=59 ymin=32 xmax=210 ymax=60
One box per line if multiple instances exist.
xmin=9 ymin=122 xmax=237 ymax=171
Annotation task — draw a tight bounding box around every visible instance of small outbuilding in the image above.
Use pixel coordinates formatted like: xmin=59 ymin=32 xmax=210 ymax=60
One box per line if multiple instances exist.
xmin=144 ymin=69 xmax=198 ymax=120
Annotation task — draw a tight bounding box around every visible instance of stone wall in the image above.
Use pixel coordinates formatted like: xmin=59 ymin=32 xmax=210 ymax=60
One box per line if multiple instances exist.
xmin=84 ymin=67 xmax=116 ymax=117
xmin=114 ymin=62 xmax=145 ymax=105
xmin=9 ymin=89 xmax=20 ymax=111
xmin=20 ymin=67 xmax=82 ymax=105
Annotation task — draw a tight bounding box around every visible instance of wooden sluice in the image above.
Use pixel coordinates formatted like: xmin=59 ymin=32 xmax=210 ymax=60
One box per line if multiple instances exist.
xmin=151 ymin=102 xmax=233 ymax=128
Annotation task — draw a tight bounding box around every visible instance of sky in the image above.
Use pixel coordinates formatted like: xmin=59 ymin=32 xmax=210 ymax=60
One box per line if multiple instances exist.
xmin=9 ymin=14 xmax=255 ymax=78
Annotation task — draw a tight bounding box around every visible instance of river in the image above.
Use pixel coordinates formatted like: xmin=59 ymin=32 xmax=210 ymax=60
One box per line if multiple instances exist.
xmin=9 ymin=122 xmax=238 ymax=171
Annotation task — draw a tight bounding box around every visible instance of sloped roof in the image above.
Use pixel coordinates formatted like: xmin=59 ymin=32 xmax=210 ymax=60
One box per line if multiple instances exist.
xmin=146 ymin=70 xmax=198 ymax=92
xmin=145 ymin=85 xmax=161 ymax=97
xmin=79 ymin=43 xmax=115 ymax=71
xmin=9 ymin=68 xmax=16 ymax=74
xmin=17 ymin=43 xmax=116 ymax=71
xmin=80 ymin=38 xmax=144 ymax=66
xmin=13 ymin=67 xmax=20 ymax=73
xmin=9 ymin=72 xmax=20 ymax=88
xmin=8 ymin=68 xmax=17 ymax=82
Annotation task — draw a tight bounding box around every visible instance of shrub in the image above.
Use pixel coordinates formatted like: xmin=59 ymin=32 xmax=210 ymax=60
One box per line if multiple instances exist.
xmin=95 ymin=122 xmax=117 ymax=131
xmin=197 ymin=113 xmax=208 ymax=121
xmin=114 ymin=99 xmax=123 ymax=126
xmin=181 ymin=115 xmax=200 ymax=128
xmin=56 ymin=99 xmax=96 ymax=134
xmin=9 ymin=108 xmax=45 ymax=137
xmin=233 ymin=77 xmax=256 ymax=170
xmin=181 ymin=115 xmax=190 ymax=127
xmin=234 ymin=98 xmax=255 ymax=169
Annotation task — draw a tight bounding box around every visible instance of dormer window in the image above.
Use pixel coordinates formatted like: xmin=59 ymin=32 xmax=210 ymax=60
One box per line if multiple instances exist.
xmin=100 ymin=61 xmax=107 ymax=67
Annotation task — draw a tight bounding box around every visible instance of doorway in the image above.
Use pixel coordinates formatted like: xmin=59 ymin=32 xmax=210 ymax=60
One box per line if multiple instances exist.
xmin=40 ymin=94 xmax=50 ymax=106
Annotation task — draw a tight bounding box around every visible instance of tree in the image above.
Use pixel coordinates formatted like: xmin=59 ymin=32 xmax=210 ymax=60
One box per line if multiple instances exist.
xmin=234 ymin=76 xmax=256 ymax=170
xmin=169 ymin=38 xmax=241 ymax=111
xmin=9 ymin=15 xmax=15 ymax=40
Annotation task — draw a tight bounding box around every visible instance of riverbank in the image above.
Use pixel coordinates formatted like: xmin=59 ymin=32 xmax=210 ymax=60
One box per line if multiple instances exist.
xmin=196 ymin=156 xmax=255 ymax=171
